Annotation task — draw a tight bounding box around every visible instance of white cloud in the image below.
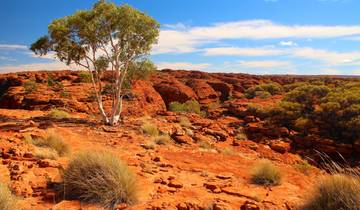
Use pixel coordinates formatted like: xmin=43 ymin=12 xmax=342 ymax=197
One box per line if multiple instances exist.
xmin=318 ymin=68 xmax=342 ymax=75
xmin=156 ymin=62 xmax=211 ymax=70
xmin=0 ymin=56 xmax=16 ymax=61
xmin=237 ymin=60 xmax=292 ymax=68
xmin=153 ymin=20 xmax=360 ymax=54
xmin=0 ymin=44 xmax=27 ymax=50
xmin=346 ymin=36 xmax=360 ymax=41
xmin=201 ymin=46 xmax=360 ymax=66
xmin=290 ymin=47 xmax=360 ymax=65
xmin=279 ymin=41 xmax=298 ymax=46
xmin=0 ymin=61 xmax=81 ymax=73
xmin=203 ymin=47 xmax=283 ymax=56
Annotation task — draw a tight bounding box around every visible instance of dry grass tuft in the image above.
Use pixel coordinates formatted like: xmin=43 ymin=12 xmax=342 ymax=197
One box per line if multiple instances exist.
xmin=33 ymin=132 xmax=70 ymax=157
xmin=251 ymin=159 xmax=282 ymax=186
xmin=301 ymin=174 xmax=360 ymax=210
xmin=63 ymin=152 xmax=138 ymax=208
xmin=179 ymin=116 xmax=192 ymax=127
xmin=141 ymin=122 xmax=159 ymax=137
xmin=47 ymin=109 xmax=71 ymax=119
xmin=301 ymin=153 xmax=360 ymax=210
xmin=154 ymin=135 xmax=171 ymax=145
xmin=0 ymin=184 xmax=17 ymax=210
xmin=34 ymin=147 xmax=59 ymax=160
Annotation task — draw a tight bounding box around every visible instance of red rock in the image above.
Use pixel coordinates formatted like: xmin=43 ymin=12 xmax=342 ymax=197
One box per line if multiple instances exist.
xmin=168 ymin=180 xmax=183 ymax=188
xmin=269 ymin=141 xmax=291 ymax=154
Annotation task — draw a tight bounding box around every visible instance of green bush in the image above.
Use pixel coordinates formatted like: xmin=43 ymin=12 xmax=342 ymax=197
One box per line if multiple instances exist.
xmin=255 ymin=91 xmax=271 ymax=99
xmin=169 ymin=100 xmax=205 ymax=116
xmin=63 ymin=152 xmax=138 ymax=208
xmin=33 ymin=132 xmax=70 ymax=156
xmin=251 ymin=159 xmax=282 ymax=186
xmin=301 ymin=174 xmax=360 ymax=210
xmin=245 ymin=83 xmax=282 ymax=99
xmin=141 ymin=122 xmax=159 ymax=137
xmin=102 ymin=83 xmax=115 ymax=95
xmin=23 ymin=80 xmax=37 ymax=93
xmin=0 ymin=184 xmax=17 ymax=210
xmin=78 ymin=72 xmax=92 ymax=83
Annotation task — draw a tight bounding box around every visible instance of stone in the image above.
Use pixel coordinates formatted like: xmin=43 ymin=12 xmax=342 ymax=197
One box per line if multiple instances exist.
xmin=168 ymin=180 xmax=183 ymax=188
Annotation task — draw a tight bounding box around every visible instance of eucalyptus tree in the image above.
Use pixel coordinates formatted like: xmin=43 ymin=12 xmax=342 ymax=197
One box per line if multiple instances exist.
xmin=31 ymin=0 xmax=159 ymax=125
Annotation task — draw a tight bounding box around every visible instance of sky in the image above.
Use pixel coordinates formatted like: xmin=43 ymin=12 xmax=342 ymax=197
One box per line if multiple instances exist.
xmin=1 ymin=0 xmax=360 ymax=75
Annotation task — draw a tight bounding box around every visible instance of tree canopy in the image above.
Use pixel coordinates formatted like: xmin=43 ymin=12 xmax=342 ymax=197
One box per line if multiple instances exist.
xmin=31 ymin=0 xmax=160 ymax=125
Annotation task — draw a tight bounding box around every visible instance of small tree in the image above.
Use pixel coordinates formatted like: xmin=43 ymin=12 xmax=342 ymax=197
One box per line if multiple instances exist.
xmin=31 ymin=0 xmax=159 ymax=125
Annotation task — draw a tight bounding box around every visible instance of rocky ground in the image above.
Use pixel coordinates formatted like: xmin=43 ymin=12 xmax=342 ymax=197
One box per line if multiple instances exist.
xmin=0 ymin=70 xmax=353 ymax=209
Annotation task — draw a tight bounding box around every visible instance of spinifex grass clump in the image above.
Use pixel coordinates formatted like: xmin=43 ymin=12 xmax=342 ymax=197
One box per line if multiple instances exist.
xmin=47 ymin=109 xmax=70 ymax=119
xmin=141 ymin=122 xmax=159 ymax=137
xmin=251 ymin=159 xmax=282 ymax=186
xmin=301 ymin=154 xmax=360 ymax=210
xmin=0 ymin=184 xmax=17 ymax=210
xmin=63 ymin=152 xmax=138 ymax=208
xmin=33 ymin=132 xmax=70 ymax=157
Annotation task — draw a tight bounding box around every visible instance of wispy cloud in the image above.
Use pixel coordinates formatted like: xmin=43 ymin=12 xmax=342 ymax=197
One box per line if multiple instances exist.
xmin=237 ymin=60 xmax=292 ymax=68
xmin=153 ymin=20 xmax=360 ymax=54
xmin=0 ymin=44 xmax=27 ymax=50
xmin=156 ymin=62 xmax=211 ymax=70
xmin=0 ymin=61 xmax=80 ymax=73
xmin=203 ymin=46 xmax=283 ymax=56
xmin=0 ymin=56 xmax=16 ymax=61
xmin=279 ymin=41 xmax=298 ymax=46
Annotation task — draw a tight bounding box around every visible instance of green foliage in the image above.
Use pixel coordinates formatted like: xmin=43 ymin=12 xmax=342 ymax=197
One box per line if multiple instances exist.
xmin=23 ymin=80 xmax=37 ymax=93
xmin=102 ymin=83 xmax=115 ymax=95
xmin=169 ymin=100 xmax=205 ymax=116
xmin=127 ymin=59 xmax=157 ymax=81
xmin=267 ymin=82 xmax=360 ymax=143
xmin=78 ymin=72 xmax=92 ymax=83
xmin=0 ymin=184 xmax=17 ymax=210
xmin=33 ymin=132 xmax=70 ymax=156
xmin=141 ymin=122 xmax=159 ymax=137
xmin=301 ymin=174 xmax=360 ymax=210
xmin=245 ymin=83 xmax=282 ymax=99
xmin=47 ymin=109 xmax=71 ymax=119
xmin=63 ymin=152 xmax=138 ymax=208
xmin=30 ymin=0 xmax=160 ymax=126
xmin=47 ymin=75 xmax=56 ymax=87
xmin=251 ymin=159 xmax=282 ymax=186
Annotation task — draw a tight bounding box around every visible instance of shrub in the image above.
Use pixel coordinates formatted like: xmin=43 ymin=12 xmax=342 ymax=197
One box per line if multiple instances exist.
xmin=301 ymin=174 xmax=360 ymax=210
xmin=23 ymin=80 xmax=37 ymax=93
xmin=47 ymin=75 xmax=56 ymax=87
xmin=245 ymin=83 xmax=282 ymax=99
xmin=47 ymin=109 xmax=70 ymax=119
xmin=255 ymin=91 xmax=271 ymax=99
xmin=251 ymin=159 xmax=282 ymax=186
xmin=102 ymin=84 xmax=115 ymax=95
xmin=33 ymin=132 xmax=70 ymax=156
xmin=179 ymin=116 xmax=192 ymax=127
xmin=63 ymin=152 xmax=138 ymax=208
xmin=141 ymin=122 xmax=159 ymax=137
xmin=169 ymin=100 xmax=205 ymax=116
xmin=0 ymin=184 xmax=17 ymax=210
xmin=154 ymin=135 xmax=171 ymax=145
xmin=78 ymin=72 xmax=92 ymax=83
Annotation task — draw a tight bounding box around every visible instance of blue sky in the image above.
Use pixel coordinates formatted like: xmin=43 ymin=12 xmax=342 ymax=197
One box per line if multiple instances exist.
xmin=1 ymin=0 xmax=360 ymax=75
